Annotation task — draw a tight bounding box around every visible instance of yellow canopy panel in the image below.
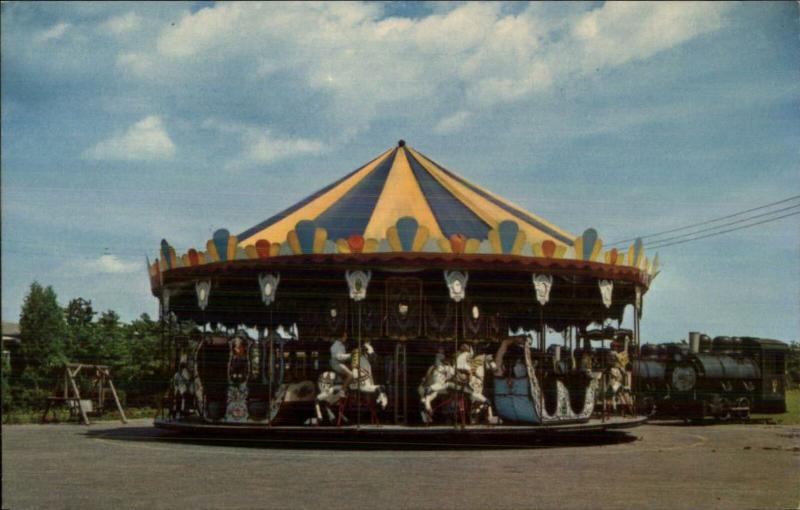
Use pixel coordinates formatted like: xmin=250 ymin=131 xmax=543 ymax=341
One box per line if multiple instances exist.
xmin=238 ymin=142 xmax=575 ymax=247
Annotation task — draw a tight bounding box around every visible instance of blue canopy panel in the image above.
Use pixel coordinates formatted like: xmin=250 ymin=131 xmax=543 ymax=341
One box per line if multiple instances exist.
xmin=315 ymin=149 xmax=398 ymax=240
xmin=417 ymin=150 xmax=574 ymax=246
xmin=406 ymin=151 xmax=491 ymax=240
xmin=237 ymin=151 xmax=389 ymax=241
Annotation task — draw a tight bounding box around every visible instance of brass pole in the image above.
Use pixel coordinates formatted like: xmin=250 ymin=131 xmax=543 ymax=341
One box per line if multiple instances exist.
xmin=357 ymin=301 xmax=362 ymax=429
xmin=268 ymin=329 xmax=273 ymax=427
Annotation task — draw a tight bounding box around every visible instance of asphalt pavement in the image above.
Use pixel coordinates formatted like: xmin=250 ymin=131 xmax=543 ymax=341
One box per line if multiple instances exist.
xmin=2 ymin=419 xmax=798 ymax=510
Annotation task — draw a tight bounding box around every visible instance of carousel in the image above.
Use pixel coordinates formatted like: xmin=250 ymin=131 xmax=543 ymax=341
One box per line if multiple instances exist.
xmin=150 ymin=141 xmax=658 ymax=440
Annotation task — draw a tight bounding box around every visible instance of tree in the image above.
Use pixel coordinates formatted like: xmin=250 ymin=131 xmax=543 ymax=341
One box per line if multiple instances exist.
xmin=16 ymin=282 xmax=68 ymax=407
xmin=96 ymin=309 xmax=125 ymax=369
xmin=787 ymin=341 xmax=800 ymax=387
xmin=117 ymin=313 xmax=163 ymax=406
xmin=5 ymin=284 xmax=168 ymax=413
xmin=1 ymin=352 xmax=11 ymax=410
xmin=65 ymin=297 xmax=96 ymax=365
xmin=65 ymin=297 xmax=94 ymax=327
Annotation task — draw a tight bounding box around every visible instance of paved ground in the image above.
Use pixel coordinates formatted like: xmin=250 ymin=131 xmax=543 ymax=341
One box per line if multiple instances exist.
xmin=3 ymin=419 xmax=799 ymax=510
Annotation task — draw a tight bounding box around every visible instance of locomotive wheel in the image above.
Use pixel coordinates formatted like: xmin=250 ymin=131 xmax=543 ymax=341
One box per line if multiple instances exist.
xmin=638 ymin=396 xmax=657 ymax=417
xmin=735 ymin=397 xmax=751 ymax=420
xmin=718 ymin=397 xmax=731 ymax=421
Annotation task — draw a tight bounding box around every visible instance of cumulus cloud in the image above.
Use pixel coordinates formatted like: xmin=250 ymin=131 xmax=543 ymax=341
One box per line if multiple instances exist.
xmin=202 ymin=118 xmax=325 ymax=169
xmin=434 ymin=110 xmax=473 ymax=134
xmin=35 ymin=22 xmax=70 ymax=43
xmin=570 ymin=2 xmax=729 ymax=72
xmin=116 ymin=52 xmax=154 ymax=76
xmin=79 ymin=255 xmax=141 ymax=275
xmin=83 ymin=115 xmax=176 ymax=161
xmin=245 ymin=131 xmax=325 ymax=164
xmin=112 ymin=1 xmax=730 ymax=135
xmin=11 ymin=2 xmax=735 ymax=156
xmin=100 ymin=12 xmax=142 ymax=36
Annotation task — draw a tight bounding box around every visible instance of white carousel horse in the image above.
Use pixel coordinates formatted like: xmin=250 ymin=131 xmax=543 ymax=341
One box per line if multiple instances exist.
xmin=418 ymin=347 xmax=498 ymax=424
xmin=604 ymin=366 xmax=634 ymax=415
xmin=312 ymin=342 xmax=388 ymax=424
xmin=172 ymin=353 xmax=203 ymax=417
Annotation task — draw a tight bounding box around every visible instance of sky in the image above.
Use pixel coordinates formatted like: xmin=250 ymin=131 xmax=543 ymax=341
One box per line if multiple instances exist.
xmin=2 ymin=1 xmax=798 ymax=343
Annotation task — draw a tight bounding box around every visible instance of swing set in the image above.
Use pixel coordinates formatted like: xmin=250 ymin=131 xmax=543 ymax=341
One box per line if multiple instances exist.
xmin=41 ymin=363 xmax=127 ymax=425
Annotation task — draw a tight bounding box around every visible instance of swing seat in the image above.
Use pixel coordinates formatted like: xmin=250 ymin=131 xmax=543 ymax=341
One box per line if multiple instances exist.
xmin=41 ymin=397 xmax=88 ymax=424
xmin=67 ymin=398 xmax=94 ymax=415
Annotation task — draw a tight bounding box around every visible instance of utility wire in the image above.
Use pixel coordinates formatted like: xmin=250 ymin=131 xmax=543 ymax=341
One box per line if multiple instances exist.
xmin=5 ymin=206 xmax=800 ymax=258
xmin=610 ymin=194 xmax=800 ymax=246
xmin=640 ymin=203 xmax=800 ymax=248
xmin=645 ymin=210 xmax=800 ymax=250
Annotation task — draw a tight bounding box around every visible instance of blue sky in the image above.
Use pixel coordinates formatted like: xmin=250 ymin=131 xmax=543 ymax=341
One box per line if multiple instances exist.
xmin=2 ymin=1 xmax=798 ymax=342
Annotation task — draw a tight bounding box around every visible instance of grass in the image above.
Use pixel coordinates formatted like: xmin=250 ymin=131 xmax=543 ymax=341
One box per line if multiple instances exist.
xmin=751 ymin=388 xmax=800 ymax=425
xmin=2 ymin=406 xmax=157 ymax=425
xmin=4 ymin=391 xmax=799 ymax=426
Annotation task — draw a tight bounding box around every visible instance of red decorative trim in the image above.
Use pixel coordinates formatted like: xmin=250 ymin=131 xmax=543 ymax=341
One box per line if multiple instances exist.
xmin=154 ymin=252 xmax=650 ymax=291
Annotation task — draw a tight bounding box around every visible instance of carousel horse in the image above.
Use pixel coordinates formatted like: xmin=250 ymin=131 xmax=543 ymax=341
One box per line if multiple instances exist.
xmin=312 ymin=342 xmax=388 ymax=425
xmin=604 ymin=352 xmax=634 ymax=416
xmin=418 ymin=345 xmax=498 ymax=424
xmin=171 ymin=354 xmax=203 ymax=417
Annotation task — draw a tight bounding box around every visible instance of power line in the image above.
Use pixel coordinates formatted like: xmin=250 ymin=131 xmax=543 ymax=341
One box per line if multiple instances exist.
xmin=645 ymin=210 xmax=800 ymax=250
xmin=640 ymin=203 xmax=800 ymax=247
xmin=5 ymin=207 xmax=800 ymax=258
xmin=610 ymin=194 xmax=800 ymax=246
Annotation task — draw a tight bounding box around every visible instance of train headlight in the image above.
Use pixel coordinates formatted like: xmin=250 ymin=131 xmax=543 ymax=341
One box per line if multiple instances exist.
xmin=672 ymin=366 xmax=696 ymax=392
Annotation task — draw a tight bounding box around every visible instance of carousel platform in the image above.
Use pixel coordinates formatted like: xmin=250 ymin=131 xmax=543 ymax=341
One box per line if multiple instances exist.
xmin=154 ymin=415 xmax=647 ymax=444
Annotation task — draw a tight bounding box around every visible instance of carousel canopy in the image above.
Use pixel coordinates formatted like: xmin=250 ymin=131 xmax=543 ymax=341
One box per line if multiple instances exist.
xmin=149 ymin=141 xmax=660 ymax=331
xmin=149 ymin=141 xmax=660 ymax=300
xmin=238 ymin=141 xmax=574 ymax=248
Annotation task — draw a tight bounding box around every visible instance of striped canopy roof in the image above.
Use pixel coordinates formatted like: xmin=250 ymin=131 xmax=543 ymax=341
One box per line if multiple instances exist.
xmin=150 ymin=141 xmax=659 ymax=295
xmin=238 ymin=143 xmax=574 ymax=247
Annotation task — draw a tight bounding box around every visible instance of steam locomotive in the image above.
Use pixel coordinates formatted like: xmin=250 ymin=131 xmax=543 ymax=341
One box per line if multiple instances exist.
xmin=633 ymin=333 xmax=788 ymax=420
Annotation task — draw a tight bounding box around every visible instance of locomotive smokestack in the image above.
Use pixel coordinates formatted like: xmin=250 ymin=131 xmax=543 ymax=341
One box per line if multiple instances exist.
xmin=689 ymin=331 xmax=701 ymax=353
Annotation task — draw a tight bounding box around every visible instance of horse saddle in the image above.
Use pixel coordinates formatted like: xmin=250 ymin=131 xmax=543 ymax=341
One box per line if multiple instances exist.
xmin=455 ymin=370 xmax=471 ymax=385
xmin=332 ymin=373 xmax=360 ymax=391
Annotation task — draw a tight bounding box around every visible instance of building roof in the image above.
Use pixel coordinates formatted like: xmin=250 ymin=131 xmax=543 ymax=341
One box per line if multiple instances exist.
xmin=2 ymin=322 xmax=20 ymax=337
xmin=2 ymin=322 xmax=21 ymax=346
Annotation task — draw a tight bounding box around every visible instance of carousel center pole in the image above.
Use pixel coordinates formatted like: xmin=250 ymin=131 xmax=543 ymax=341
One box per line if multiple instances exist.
xmin=454 ymin=300 xmax=459 ymax=352
xmin=268 ymin=307 xmax=273 ymax=428
xmin=454 ymin=300 xmax=460 ymax=429
xmin=357 ymin=301 xmax=362 ymax=429
xmin=159 ymin=293 xmax=165 ymax=420
xmin=201 ymin=305 xmax=207 ymax=421
xmin=539 ymin=306 xmax=545 ymax=419
xmin=633 ymin=289 xmax=641 ymax=409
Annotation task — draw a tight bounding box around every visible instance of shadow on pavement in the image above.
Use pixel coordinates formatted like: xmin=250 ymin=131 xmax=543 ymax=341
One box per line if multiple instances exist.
xmin=646 ymin=418 xmax=776 ymax=427
xmin=86 ymin=425 xmax=638 ymax=450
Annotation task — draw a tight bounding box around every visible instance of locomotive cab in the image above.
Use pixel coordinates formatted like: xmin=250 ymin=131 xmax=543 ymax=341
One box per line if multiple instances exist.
xmin=741 ymin=338 xmax=788 ymax=413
